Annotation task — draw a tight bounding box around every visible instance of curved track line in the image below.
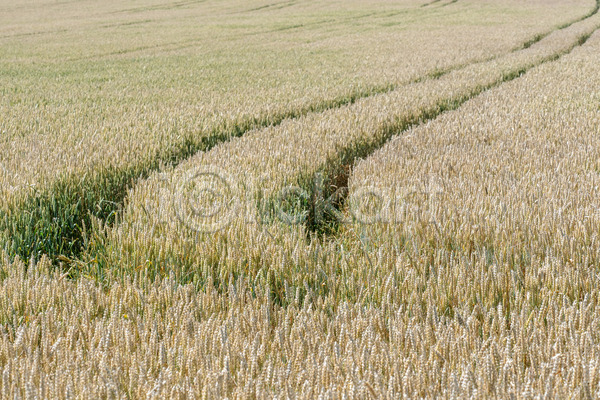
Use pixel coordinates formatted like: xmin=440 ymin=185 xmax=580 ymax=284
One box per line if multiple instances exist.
xmin=2 ymin=3 xmax=598 ymax=263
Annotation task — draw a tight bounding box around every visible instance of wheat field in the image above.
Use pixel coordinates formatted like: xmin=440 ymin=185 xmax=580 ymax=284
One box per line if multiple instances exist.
xmin=1 ymin=0 xmax=600 ymax=398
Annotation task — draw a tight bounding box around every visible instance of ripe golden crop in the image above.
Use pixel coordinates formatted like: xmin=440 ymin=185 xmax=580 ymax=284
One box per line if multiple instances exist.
xmin=1 ymin=0 xmax=600 ymax=398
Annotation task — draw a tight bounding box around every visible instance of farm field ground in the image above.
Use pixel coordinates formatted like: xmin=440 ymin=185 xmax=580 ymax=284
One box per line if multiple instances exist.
xmin=1 ymin=0 xmax=600 ymax=398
